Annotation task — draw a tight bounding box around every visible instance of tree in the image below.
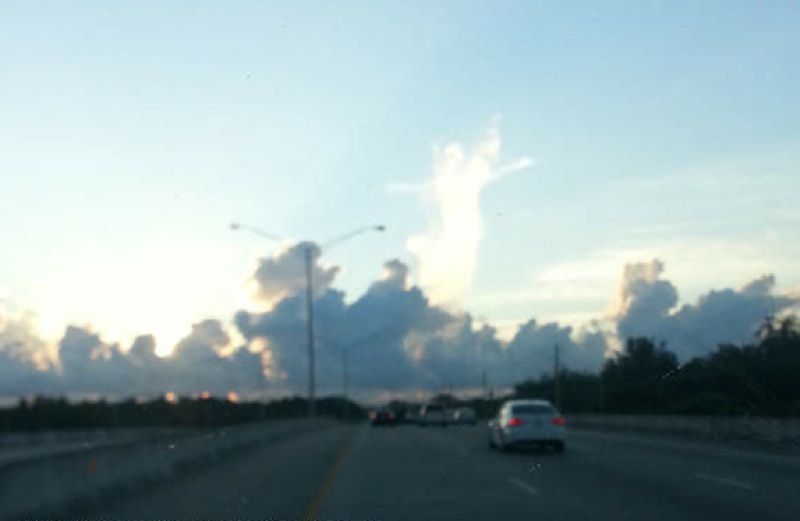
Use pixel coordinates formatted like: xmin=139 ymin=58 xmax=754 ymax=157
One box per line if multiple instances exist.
xmin=601 ymin=337 xmax=678 ymax=413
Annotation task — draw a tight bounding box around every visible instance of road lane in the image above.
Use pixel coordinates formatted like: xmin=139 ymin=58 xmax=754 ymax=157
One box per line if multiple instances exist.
xmin=317 ymin=423 xmax=543 ymax=520
xmin=563 ymin=428 xmax=800 ymax=520
xmin=319 ymin=424 xmax=800 ymax=521
xmin=73 ymin=421 xmax=800 ymax=520
xmin=81 ymin=422 xmax=356 ymax=521
xmin=319 ymin=424 xmax=692 ymax=521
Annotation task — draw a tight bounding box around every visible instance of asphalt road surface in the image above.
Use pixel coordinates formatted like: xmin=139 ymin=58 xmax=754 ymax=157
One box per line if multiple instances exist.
xmin=82 ymin=422 xmax=800 ymax=521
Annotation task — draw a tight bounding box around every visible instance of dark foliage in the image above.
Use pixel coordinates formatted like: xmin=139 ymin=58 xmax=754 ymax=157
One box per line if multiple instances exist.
xmin=0 ymin=395 xmax=364 ymax=431
xmin=513 ymin=316 xmax=800 ymax=417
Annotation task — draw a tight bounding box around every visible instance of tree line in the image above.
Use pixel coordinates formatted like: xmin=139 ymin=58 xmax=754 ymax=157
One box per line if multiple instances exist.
xmin=514 ymin=316 xmax=800 ymax=416
xmin=0 ymin=395 xmax=363 ymax=431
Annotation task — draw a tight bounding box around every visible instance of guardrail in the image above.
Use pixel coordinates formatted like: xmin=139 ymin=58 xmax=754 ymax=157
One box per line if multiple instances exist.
xmin=567 ymin=414 xmax=800 ymax=445
xmin=0 ymin=427 xmax=168 ymax=448
xmin=0 ymin=427 xmax=190 ymax=468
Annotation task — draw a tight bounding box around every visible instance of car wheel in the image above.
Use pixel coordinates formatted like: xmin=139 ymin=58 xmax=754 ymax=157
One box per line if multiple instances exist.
xmin=498 ymin=434 xmax=509 ymax=452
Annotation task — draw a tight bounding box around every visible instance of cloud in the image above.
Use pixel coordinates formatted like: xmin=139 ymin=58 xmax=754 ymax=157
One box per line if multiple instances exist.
xmin=0 ymin=250 xmax=794 ymax=399
xmin=236 ymin=259 xmax=446 ymax=392
xmin=612 ymin=260 xmax=798 ymax=360
xmin=252 ymin=241 xmax=339 ymax=305
xmin=407 ymin=315 xmax=504 ymax=389
xmin=57 ymin=325 xmax=133 ymax=394
xmin=611 ymin=259 xmax=679 ymax=338
xmin=3 ymin=110 xmax=797 ymax=401
xmin=504 ymin=319 xmax=607 ymax=382
xmin=493 ymin=156 xmax=536 ymax=180
xmin=129 ymin=334 xmax=159 ymax=366
xmin=741 ymin=274 xmax=776 ymax=296
xmin=0 ymin=311 xmax=266 ymax=398
xmin=0 ymin=312 xmax=55 ymax=396
xmin=166 ymin=319 xmax=264 ymax=395
xmin=406 ymin=120 xmax=532 ymax=304
xmin=234 ymin=258 xmax=605 ymax=394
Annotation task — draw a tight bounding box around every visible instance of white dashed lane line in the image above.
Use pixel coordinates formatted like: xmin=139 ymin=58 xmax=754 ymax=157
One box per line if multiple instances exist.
xmin=694 ymin=472 xmax=756 ymax=491
xmin=508 ymin=476 xmax=541 ymax=497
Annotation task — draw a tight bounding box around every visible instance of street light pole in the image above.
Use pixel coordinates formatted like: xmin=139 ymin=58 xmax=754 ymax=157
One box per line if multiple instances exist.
xmin=554 ymin=343 xmax=562 ymax=411
xmin=304 ymin=245 xmax=316 ymax=418
xmin=343 ymin=347 xmax=349 ymax=399
xmin=231 ymin=222 xmax=384 ymax=419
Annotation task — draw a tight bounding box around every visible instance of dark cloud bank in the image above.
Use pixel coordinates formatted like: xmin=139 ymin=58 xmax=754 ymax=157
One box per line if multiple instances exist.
xmin=1 ymin=247 xmax=796 ymax=399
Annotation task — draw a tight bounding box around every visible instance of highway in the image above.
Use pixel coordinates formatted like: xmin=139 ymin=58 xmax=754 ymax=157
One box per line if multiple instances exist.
xmin=78 ymin=422 xmax=800 ymax=521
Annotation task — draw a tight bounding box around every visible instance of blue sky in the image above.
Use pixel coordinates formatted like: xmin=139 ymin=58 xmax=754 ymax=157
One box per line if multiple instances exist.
xmin=1 ymin=1 xmax=798 ymax=353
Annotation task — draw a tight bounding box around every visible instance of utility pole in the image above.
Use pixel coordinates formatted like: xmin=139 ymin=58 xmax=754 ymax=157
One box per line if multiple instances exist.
xmin=342 ymin=347 xmax=349 ymax=399
xmin=341 ymin=346 xmax=349 ymax=420
xmin=554 ymin=343 xmax=562 ymax=410
xmin=259 ymin=366 xmax=266 ymax=422
xmin=599 ymin=374 xmax=605 ymax=414
xmin=304 ymin=246 xmax=316 ymax=418
xmin=481 ymin=369 xmax=489 ymax=419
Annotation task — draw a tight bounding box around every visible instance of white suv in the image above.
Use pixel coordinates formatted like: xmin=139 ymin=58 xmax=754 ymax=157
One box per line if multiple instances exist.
xmin=453 ymin=407 xmax=477 ymax=425
xmin=420 ymin=403 xmax=448 ymax=427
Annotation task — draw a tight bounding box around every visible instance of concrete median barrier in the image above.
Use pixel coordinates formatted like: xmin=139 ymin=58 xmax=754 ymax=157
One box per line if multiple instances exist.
xmin=0 ymin=419 xmax=330 ymax=521
xmin=568 ymin=414 xmax=800 ymax=445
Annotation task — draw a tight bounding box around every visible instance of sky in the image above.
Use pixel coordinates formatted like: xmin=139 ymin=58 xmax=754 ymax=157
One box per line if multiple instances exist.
xmin=1 ymin=2 xmax=799 ymax=398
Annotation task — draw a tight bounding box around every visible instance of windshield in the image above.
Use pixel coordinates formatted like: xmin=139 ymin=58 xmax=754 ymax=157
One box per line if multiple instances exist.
xmin=1 ymin=2 xmax=799 ymax=520
xmin=512 ymin=405 xmax=556 ymax=416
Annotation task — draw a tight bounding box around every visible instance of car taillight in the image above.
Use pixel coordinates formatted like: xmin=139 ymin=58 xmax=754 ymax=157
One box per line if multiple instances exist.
xmin=507 ymin=417 xmax=524 ymax=427
xmin=551 ymin=416 xmax=566 ymax=427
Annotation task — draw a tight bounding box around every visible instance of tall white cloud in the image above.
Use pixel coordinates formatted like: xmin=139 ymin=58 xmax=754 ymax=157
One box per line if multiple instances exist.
xmin=406 ymin=121 xmax=531 ymax=304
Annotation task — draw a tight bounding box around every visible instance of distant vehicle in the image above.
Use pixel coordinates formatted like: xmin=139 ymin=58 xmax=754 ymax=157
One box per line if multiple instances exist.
xmin=419 ymin=403 xmax=448 ymax=427
xmin=453 ymin=407 xmax=477 ymax=425
xmin=487 ymin=399 xmax=565 ymax=452
xmin=368 ymin=408 xmax=397 ymax=426
xmin=404 ymin=406 xmax=422 ymax=425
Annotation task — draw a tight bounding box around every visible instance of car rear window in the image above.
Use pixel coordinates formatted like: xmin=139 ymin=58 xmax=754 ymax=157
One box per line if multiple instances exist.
xmin=511 ymin=404 xmax=555 ymax=415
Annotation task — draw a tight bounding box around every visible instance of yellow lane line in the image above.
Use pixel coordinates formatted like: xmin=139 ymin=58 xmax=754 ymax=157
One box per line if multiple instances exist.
xmin=303 ymin=425 xmax=360 ymax=521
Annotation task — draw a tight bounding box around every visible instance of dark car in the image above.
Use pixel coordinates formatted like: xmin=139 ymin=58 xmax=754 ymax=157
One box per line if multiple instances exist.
xmin=369 ymin=408 xmax=397 ymax=426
